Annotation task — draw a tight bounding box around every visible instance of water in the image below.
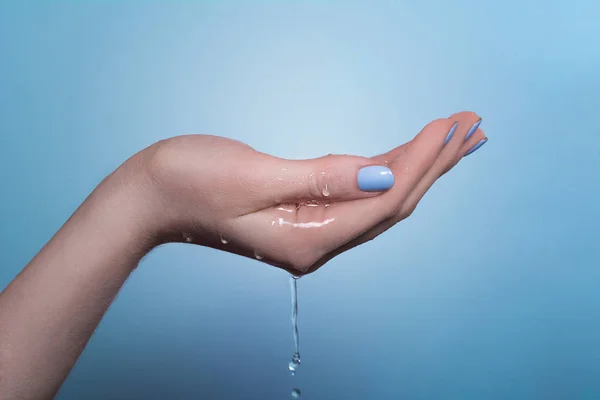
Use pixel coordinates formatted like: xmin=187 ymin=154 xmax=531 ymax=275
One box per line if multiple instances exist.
xmin=288 ymin=274 xmax=302 ymax=397
xmin=254 ymin=251 xmax=264 ymax=260
xmin=220 ymin=236 xmax=228 ymax=244
xmin=289 ymin=274 xmax=301 ymax=375
xmin=289 ymin=352 xmax=301 ymax=376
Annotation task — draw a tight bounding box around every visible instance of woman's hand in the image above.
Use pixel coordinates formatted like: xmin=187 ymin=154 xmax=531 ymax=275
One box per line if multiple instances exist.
xmin=133 ymin=111 xmax=487 ymax=275
xmin=0 ymin=111 xmax=487 ymax=399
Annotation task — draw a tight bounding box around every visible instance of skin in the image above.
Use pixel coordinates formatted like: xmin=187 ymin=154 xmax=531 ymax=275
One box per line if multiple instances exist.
xmin=0 ymin=111 xmax=486 ymax=399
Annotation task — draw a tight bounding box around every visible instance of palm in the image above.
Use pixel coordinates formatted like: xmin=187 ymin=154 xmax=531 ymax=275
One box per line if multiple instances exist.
xmin=153 ymin=112 xmax=486 ymax=275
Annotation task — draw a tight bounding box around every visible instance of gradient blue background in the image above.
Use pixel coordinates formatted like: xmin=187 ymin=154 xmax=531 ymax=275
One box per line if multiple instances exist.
xmin=1 ymin=1 xmax=599 ymax=399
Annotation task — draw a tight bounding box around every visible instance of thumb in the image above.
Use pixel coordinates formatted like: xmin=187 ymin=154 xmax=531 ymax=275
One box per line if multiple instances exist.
xmin=272 ymin=154 xmax=395 ymax=203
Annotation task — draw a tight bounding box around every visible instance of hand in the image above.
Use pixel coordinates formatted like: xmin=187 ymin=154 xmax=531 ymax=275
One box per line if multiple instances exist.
xmin=133 ymin=111 xmax=487 ymax=275
xmin=0 ymin=111 xmax=487 ymax=399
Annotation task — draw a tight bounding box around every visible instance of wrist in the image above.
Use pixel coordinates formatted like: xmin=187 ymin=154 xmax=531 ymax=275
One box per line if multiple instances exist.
xmin=87 ymin=154 xmax=166 ymax=257
xmin=116 ymin=142 xmax=210 ymax=249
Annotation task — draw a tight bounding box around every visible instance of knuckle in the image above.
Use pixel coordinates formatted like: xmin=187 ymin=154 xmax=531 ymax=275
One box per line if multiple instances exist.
xmin=308 ymin=156 xmax=337 ymax=199
xmin=399 ymin=204 xmax=416 ymax=220
xmin=384 ymin=202 xmax=401 ymax=220
xmin=307 ymin=170 xmax=324 ymax=199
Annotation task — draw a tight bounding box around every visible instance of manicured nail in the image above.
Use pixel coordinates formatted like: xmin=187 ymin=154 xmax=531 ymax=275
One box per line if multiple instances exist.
xmin=444 ymin=122 xmax=459 ymax=145
xmin=358 ymin=166 xmax=394 ymax=191
xmin=465 ymin=118 xmax=482 ymax=141
xmin=464 ymin=138 xmax=488 ymax=156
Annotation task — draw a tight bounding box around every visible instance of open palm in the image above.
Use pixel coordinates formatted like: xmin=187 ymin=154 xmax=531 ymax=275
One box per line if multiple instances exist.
xmin=145 ymin=111 xmax=486 ymax=275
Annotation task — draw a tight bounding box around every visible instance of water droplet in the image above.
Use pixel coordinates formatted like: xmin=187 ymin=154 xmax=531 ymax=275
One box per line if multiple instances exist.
xmin=322 ymin=184 xmax=330 ymax=197
xmin=321 ymin=172 xmax=326 ymax=176
xmin=288 ymin=357 xmax=301 ymax=374
xmin=183 ymin=233 xmax=193 ymax=243
xmin=384 ymin=159 xmax=389 ymax=164
xmin=254 ymin=251 xmax=264 ymax=260
xmin=324 ymin=203 xmax=330 ymax=208
xmin=277 ymin=177 xmax=283 ymax=181
xmin=281 ymin=168 xmax=288 ymax=172
xmin=220 ymin=236 xmax=228 ymax=244
xmin=291 ymin=388 xmax=301 ymax=398
xmin=304 ymin=200 xmax=319 ymax=207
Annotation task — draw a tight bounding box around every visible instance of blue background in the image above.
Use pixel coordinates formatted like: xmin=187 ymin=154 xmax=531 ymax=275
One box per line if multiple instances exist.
xmin=1 ymin=1 xmax=599 ymax=399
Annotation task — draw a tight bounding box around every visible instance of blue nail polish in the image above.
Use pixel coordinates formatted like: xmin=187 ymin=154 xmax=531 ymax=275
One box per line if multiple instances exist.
xmin=444 ymin=122 xmax=459 ymax=145
xmin=464 ymin=138 xmax=488 ymax=156
xmin=465 ymin=118 xmax=482 ymax=141
xmin=358 ymin=166 xmax=394 ymax=191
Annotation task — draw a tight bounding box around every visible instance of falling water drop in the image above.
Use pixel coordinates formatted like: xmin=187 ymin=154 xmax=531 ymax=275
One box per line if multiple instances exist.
xmin=254 ymin=251 xmax=264 ymax=260
xmin=291 ymin=388 xmax=301 ymax=398
xmin=289 ymin=275 xmax=301 ymax=375
xmin=288 ymin=352 xmax=301 ymax=375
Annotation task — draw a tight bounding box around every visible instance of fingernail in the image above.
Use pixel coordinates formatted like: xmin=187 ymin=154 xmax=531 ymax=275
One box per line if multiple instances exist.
xmin=358 ymin=166 xmax=394 ymax=191
xmin=464 ymin=138 xmax=488 ymax=156
xmin=465 ymin=118 xmax=482 ymax=141
xmin=444 ymin=122 xmax=459 ymax=145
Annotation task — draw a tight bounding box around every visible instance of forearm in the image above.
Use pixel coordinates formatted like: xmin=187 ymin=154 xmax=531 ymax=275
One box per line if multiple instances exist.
xmin=0 ymin=161 xmax=158 ymax=399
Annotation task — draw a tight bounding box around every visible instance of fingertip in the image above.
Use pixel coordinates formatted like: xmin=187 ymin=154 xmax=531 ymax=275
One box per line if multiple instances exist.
xmin=448 ymin=110 xmax=479 ymax=121
xmin=464 ymin=137 xmax=488 ymax=157
xmin=357 ymin=165 xmax=394 ymax=192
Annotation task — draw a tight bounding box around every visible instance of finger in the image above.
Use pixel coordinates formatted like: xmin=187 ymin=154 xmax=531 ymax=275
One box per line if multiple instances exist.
xmin=234 ymin=117 xmax=458 ymax=273
xmin=441 ymin=111 xmax=488 ymax=175
xmin=309 ymin=113 xmax=489 ymax=274
xmin=401 ymin=112 xmax=486 ymax=216
xmin=265 ymin=155 xmax=396 ymax=205
xmin=308 ymin=118 xmax=458 ymax=262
